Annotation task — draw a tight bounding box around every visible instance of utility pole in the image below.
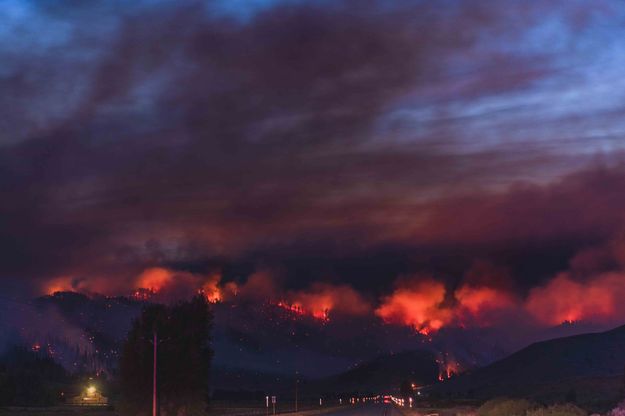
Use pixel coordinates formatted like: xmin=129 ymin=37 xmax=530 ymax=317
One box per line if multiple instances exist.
xmin=153 ymin=329 xmax=157 ymax=416
xmin=295 ymin=372 xmax=299 ymax=412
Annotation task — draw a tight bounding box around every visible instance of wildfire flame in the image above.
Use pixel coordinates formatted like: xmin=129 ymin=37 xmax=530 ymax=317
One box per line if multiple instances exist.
xmin=273 ymin=283 xmax=370 ymax=321
xmin=436 ymin=353 xmax=461 ymax=381
xmin=375 ymin=279 xmax=452 ymax=335
xmin=44 ymin=266 xmax=625 ymax=337
xmin=200 ymin=275 xmax=238 ymax=304
xmin=200 ymin=273 xmax=223 ymax=303
xmin=376 ymin=278 xmax=519 ymax=334
xmin=275 ymin=301 xmax=329 ymax=321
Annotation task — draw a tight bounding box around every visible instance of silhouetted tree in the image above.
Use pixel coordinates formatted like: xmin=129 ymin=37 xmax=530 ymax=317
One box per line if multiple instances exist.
xmin=0 ymin=346 xmax=68 ymax=406
xmin=119 ymin=295 xmax=213 ymax=416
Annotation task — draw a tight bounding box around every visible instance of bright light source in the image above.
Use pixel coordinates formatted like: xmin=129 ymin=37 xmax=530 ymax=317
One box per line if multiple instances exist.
xmin=86 ymin=386 xmax=96 ymax=396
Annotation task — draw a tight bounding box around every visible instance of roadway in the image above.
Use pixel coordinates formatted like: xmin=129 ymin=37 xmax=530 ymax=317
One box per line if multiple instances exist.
xmin=318 ymin=403 xmax=404 ymax=416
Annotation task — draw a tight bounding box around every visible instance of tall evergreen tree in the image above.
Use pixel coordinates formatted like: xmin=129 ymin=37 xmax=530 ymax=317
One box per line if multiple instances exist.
xmin=0 ymin=346 xmax=68 ymax=406
xmin=119 ymin=295 xmax=213 ymax=416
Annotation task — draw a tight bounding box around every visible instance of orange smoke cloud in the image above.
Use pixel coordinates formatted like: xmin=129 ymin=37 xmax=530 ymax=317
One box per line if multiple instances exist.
xmin=380 ymin=269 xmax=625 ymax=332
xmin=43 ymin=275 xmax=128 ymax=296
xmin=135 ymin=267 xmax=240 ymax=304
xmin=455 ymin=285 xmax=517 ymax=325
xmin=231 ymin=272 xmax=371 ymax=319
xmin=44 ymin=267 xmax=210 ymax=299
xmin=135 ymin=267 xmax=174 ymax=292
xmin=44 ymin=276 xmax=75 ymax=295
xmin=525 ymin=272 xmax=625 ymax=325
xmin=235 ymin=271 xmax=279 ymax=301
xmin=285 ymin=283 xmax=371 ymax=320
xmin=376 ymin=279 xmax=452 ymax=335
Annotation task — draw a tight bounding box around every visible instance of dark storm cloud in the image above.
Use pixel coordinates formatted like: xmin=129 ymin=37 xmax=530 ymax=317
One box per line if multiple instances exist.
xmin=1 ymin=0 xmax=625 ymax=303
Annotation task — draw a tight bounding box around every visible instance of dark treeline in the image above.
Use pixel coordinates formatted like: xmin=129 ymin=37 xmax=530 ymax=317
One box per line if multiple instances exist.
xmin=119 ymin=295 xmax=213 ymax=416
xmin=0 ymin=346 xmax=68 ymax=406
xmin=0 ymin=295 xmax=214 ymax=415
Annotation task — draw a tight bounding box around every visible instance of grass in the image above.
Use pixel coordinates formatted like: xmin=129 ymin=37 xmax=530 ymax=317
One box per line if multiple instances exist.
xmin=477 ymin=398 xmax=537 ymax=416
xmin=475 ymin=398 xmax=592 ymax=416
xmin=526 ymin=404 xmax=587 ymax=416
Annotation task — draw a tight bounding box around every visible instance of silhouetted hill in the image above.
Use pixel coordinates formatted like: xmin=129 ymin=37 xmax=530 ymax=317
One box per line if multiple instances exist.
xmin=429 ymin=324 xmax=625 ymax=407
xmin=314 ymin=350 xmax=439 ymax=395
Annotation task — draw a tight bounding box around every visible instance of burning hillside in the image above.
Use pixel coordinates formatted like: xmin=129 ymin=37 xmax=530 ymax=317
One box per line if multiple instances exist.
xmin=26 ymin=255 xmax=625 ymax=388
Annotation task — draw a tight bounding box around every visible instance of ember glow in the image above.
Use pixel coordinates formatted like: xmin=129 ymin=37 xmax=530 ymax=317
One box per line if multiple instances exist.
xmin=275 ymin=301 xmax=310 ymax=318
xmin=130 ymin=288 xmax=154 ymax=301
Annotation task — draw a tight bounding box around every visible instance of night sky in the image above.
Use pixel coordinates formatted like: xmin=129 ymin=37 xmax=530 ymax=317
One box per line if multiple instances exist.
xmin=3 ymin=0 xmax=625 ymax=377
